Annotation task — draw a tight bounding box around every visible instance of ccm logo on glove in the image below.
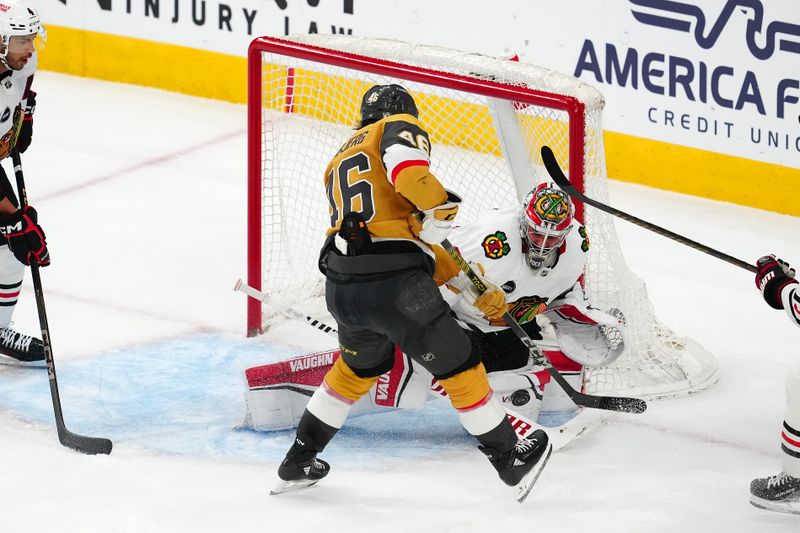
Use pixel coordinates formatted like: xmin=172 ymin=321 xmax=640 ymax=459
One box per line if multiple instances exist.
xmin=755 ymin=255 xmax=796 ymax=310
xmin=0 ymin=205 xmax=50 ymax=266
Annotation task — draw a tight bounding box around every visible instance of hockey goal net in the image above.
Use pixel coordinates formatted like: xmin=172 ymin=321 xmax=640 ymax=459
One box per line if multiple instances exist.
xmin=247 ymin=35 xmax=718 ymax=399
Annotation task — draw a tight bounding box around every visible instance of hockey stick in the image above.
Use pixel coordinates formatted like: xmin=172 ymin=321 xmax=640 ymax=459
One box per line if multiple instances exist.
xmin=540 ymin=146 xmax=758 ymax=274
xmin=11 ymin=150 xmax=113 ymax=455
xmin=441 ymin=239 xmax=646 ymax=414
xmin=233 ymin=279 xmax=337 ymax=335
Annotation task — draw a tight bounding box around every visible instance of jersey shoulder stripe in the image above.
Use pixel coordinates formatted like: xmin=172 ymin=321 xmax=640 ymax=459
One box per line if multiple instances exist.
xmin=379 ymin=115 xmax=432 ymax=187
xmin=389 ymin=157 xmax=429 ymax=184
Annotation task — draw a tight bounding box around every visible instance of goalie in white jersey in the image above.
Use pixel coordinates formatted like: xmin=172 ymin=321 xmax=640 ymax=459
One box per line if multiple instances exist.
xmin=749 ymin=255 xmax=800 ymax=514
xmin=0 ymin=1 xmax=49 ymax=365
xmin=440 ymin=182 xmax=626 ymax=422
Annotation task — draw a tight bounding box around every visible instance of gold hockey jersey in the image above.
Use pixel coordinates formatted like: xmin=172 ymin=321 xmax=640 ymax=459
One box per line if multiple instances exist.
xmin=324 ymin=113 xmax=448 ymax=242
xmin=323 ymin=114 xmax=462 ymax=285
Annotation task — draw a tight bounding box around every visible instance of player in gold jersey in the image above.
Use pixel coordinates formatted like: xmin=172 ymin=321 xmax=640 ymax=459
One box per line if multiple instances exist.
xmin=272 ymin=84 xmax=551 ymax=502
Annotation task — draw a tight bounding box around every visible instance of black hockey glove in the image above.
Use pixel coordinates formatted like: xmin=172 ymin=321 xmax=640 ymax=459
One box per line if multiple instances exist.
xmin=15 ymin=91 xmax=35 ymax=154
xmin=0 ymin=205 xmax=50 ymax=266
xmin=755 ymin=255 xmax=797 ymax=310
xmin=16 ymin=116 xmax=32 ymax=154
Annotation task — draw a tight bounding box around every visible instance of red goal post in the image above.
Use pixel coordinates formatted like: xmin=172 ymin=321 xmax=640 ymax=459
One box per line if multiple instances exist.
xmin=247 ymin=35 xmax=718 ymax=399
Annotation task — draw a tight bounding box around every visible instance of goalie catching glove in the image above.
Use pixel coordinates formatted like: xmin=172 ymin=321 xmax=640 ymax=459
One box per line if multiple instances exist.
xmin=0 ymin=205 xmax=50 ymax=266
xmin=446 ymin=262 xmax=508 ymax=320
xmin=414 ymin=190 xmax=462 ymax=245
xmin=755 ymin=255 xmax=797 ymax=310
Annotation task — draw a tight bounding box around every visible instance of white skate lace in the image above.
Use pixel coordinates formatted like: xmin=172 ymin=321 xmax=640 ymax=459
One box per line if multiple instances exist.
xmin=515 ymin=438 xmax=537 ymax=454
xmin=0 ymin=328 xmax=33 ymax=351
xmin=766 ymin=472 xmax=792 ymax=489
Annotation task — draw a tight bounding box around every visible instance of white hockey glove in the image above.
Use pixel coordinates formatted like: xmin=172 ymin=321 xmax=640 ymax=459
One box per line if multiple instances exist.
xmin=555 ymin=307 xmax=626 ymax=367
xmin=417 ymin=190 xmax=462 ymax=245
xmin=446 ymin=262 xmax=507 ymax=320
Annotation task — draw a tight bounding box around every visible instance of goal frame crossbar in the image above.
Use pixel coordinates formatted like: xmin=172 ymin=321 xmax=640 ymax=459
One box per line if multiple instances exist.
xmin=247 ymin=36 xmax=587 ymax=336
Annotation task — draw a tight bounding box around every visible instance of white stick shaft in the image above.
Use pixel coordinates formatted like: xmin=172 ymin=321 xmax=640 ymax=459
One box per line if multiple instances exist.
xmin=234 ymin=279 xmax=270 ymax=303
xmin=234 ymin=279 xmax=337 ymax=335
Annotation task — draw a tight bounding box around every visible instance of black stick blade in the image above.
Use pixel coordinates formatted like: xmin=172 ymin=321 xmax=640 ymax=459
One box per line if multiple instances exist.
xmin=541 ymin=146 xmax=573 ymax=191
xmin=60 ymin=430 xmax=113 ymax=455
xmin=541 ymin=145 xmax=757 ymax=273
xmin=598 ymin=396 xmax=648 ymax=414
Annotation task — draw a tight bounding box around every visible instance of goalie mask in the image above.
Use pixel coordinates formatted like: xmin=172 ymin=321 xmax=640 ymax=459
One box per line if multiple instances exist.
xmin=520 ymin=182 xmax=574 ymax=270
xmin=358 ymin=84 xmax=418 ymax=128
xmin=0 ymin=0 xmax=44 ymax=71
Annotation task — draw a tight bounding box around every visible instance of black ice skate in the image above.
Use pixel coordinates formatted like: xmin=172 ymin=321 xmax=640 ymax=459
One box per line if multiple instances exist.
xmin=0 ymin=327 xmax=44 ymax=364
xmin=480 ymin=428 xmax=552 ymax=503
xmin=270 ymin=438 xmax=330 ymax=495
xmin=750 ymin=471 xmax=800 ymax=515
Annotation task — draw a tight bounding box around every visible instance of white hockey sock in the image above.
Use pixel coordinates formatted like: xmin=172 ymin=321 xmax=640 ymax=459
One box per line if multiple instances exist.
xmin=305 ymin=381 xmax=356 ymax=429
xmin=0 ymin=246 xmax=24 ymax=329
xmin=782 ymin=367 xmax=800 ymax=478
xmin=456 ymin=392 xmax=508 ymax=436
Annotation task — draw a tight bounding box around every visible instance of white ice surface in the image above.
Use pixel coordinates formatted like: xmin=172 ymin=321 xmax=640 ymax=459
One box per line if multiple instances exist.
xmin=1 ymin=72 xmax=799 ymax=532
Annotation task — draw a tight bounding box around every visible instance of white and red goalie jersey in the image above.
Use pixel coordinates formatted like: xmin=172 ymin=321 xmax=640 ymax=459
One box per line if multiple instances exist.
xmin=440 ymin=207 xmax=626 ymax=369
xmin=442 ymin=207 xmax=588 ymax=332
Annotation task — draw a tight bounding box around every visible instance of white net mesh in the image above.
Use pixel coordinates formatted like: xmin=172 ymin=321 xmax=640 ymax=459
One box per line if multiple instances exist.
xmin=250 ymin=35 xmax=718 ymax=399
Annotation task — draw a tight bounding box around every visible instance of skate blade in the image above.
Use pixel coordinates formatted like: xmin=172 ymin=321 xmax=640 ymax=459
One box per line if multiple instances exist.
xmin=515 ymin=442 xmax=553 ymax=503
xmin=550 ymin=410 xmax=605 ymax=451
xmin=750 ymin=495 xmax=800 ymax=515
xmin=0 ymin=357 xmax=46 ymax=369
xmin=270 ymin=478 xmax=320 ymax=496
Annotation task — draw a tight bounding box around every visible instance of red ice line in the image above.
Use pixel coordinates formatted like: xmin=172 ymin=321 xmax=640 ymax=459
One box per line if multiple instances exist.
xmin=38 ymin=128 xmax=246 ymax=202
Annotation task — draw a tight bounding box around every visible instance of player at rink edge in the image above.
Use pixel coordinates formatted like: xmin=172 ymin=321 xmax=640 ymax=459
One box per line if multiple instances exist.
xmin=749 ymin=255 xmax=800 ymax=515
xmin=271 ymin=83 xmax=552 ymax=501
xmin=0 ymin=0 xmax=50 ymax=365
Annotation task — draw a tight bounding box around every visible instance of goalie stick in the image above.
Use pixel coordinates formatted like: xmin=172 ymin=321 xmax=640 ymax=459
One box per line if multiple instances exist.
xmin=233 ymin=279 xmax=337 ymax=335
xmin=11 ymin=151 xmax=113 ymax=455
xmin=441 ymin=239 xmax=647 ymax=414
xmin=540 ymin=146 xmax=758 ymax=274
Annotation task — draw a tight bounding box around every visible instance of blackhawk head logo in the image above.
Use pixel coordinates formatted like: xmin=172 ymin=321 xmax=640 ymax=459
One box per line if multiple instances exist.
xmin=482 ymin=231 xmax=510 ymax=259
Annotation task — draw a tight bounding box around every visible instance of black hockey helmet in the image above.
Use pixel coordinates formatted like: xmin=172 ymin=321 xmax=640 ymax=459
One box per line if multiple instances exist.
xmin=358 ymin=84 xmax=418 ymax=128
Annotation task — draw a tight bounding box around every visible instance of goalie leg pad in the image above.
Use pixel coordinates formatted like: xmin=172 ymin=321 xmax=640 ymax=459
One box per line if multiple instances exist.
xmin=244 ymin=349 xmax=338 ymax=431
xmin=489 ymin=366 xmax=549 ymax=423
xmin=244 ymin=348 xmax=432 ymax=432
